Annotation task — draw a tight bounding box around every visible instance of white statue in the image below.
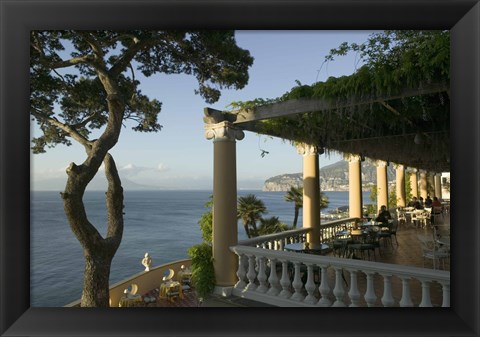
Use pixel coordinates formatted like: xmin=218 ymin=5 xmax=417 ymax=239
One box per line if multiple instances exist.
xmin=142 ymin=252 xmax=152 ymax=271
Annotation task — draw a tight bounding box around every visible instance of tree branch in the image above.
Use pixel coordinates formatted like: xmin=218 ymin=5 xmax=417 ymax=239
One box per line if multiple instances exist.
xmin=31 ymin=109 xmax=93 ymax=151
xmin=103 ymin=153 xmax=124 ymax=249
xmin=109 ymin=35 xmax=156 ymax=77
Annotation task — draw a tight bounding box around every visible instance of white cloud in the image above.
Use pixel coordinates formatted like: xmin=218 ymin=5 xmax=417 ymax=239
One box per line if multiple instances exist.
xmin=157 ymin=163 xmax=169 ymax=172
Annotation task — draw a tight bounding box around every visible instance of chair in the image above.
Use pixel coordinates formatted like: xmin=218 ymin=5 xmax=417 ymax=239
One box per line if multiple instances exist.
xmin=331 ymin=238 xmax=353 ymax=258
xmin=160 ymin=269 xmax=180 ymax=301
xmin=165 ymin=283 xmax=181 ymax=302
xmin=396 ymin=208 xmax=407 ymax=225
xmin=414 ymin=210 xmax=430 ymax=228
xmin=417 ymin=234 xmax=450 ymax=270
xmin=162 ymin=268 xmax=175 ymax=282
xmin=178 ymin=265 xmax=192 ymax=292
xmin=348 ymin=232 xmax=377 ymax=261
xmin=377 ymin=221 xmax=398 ymax=249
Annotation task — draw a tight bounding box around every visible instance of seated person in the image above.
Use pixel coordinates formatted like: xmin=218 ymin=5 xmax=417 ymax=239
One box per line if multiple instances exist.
xmin=407 ymin=197 xmax=418 ymax=208
xmin=375 ymin=205 xmax=392 ymax=226
xmin=424 ymin=195 xmax=433 ymax=208
xmin=414 ymin=197 xmax=424 ymax=210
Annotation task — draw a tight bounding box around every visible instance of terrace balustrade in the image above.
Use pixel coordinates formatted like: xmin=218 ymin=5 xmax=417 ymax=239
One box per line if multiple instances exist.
xmin=230 ymin=218 xmax=450 ymax=307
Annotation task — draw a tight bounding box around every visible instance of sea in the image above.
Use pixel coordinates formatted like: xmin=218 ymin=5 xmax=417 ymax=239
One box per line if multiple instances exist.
xmin=31 ymin=189 xmax=371 ymax=307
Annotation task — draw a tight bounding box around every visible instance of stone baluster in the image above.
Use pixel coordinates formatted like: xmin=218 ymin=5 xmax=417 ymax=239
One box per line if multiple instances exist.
xmin=399 ymin=277 xmax=413 ymax=307
xmin=245 ymin=254 xmax=257 ymax=291
xmin=347 ymin=269 xmax=361 ymax=307
xmin=419 ymin=279 xmax=433 ymax=307
xmin=440 ymin=281 xmax=450 ymax=307
xmin=380 ymin=274 xmax=395 ymax=307
xmin=332 ymin=267 xmax=346 ymax=307
xmin=256 ymin=256 xmax=268 ymax=293
xmin=279 ymin=260 xmax=292 ymax=298
xmin=234 ymin=253 xmax=247 ymax=289
xmin=267 ymin=258 xmax=281 ymax=296
xmin=317 ymin=264 xmax=332 ymax=306
xmin=303 ymin=263 xmax=317 ymax=304
xmin=364 ymin=271 xmax=377 ymax=307
xmin=291 ymin=262 xmax=305 ymax=301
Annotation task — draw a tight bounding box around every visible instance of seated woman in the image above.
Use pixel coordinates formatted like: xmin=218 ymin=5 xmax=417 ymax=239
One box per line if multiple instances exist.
xmin=375 ymin=205 xmax=392 ymax=226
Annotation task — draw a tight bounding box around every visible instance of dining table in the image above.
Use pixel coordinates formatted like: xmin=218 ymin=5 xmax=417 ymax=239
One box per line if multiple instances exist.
xmin=160 ymin=280 xmax=184 ymax=301
xmin=118 ymin=294 xmax=143 ymax=307
xmin=284 ymin=242 xmax=330 ymax=255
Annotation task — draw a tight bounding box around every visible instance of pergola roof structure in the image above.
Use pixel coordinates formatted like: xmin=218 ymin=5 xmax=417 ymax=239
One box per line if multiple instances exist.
xmin=205 ymin=81 xmax=450 ymax=172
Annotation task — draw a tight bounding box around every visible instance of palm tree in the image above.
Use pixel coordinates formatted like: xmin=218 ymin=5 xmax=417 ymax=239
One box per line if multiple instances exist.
xmin=284 ymin=186 xmax=303 ymax=228
xmin=320 ymin=191 xmax=330 ymax=210
xmin=258 ymin=216 xmax=289 ymax=236
xmin=237 ymin=194 xmax=267 ymax=238
xmin=285 ymin=186 xmax=330 ymax=228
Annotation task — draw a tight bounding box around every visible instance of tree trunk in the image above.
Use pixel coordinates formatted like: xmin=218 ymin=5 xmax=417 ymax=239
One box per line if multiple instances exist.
xmin=244 ymin=223 xmax=251 ymax=238
xmin=81 ymin=251 xmax=114 ymax=307
xmin=62 ymin=152 xmax=124 ymax=307
xmin=293 ymin=207 xmax=299 ymax=229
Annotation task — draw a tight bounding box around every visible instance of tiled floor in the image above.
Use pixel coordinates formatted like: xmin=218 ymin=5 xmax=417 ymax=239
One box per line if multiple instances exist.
xmin=139 ymin=213 xmax=450 ymax=307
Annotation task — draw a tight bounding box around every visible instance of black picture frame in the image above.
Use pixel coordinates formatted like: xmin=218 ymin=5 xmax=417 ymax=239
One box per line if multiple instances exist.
xmin=1 ymin=0 xmax=479 ymax=336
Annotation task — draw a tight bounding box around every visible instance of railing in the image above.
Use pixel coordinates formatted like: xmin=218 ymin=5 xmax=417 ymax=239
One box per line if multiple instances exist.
xmin=65 ymin=258 xmax=192 ymax=307
xmin=238 ymin=218 xmax=360 ymax=250
xmin=318 ymin=217 xmax=360 ymax=242
xmin=230 ymin=245 xmax=450 ymax=307
xmin=238 ymin=227 xmax=311 ymax=249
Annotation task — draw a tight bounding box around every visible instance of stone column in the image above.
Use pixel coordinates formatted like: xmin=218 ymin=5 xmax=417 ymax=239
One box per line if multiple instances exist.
xmin=409 ymin=169 xmax=418 ymax=198
xmin=376 ymin=160 xmax=388 ymax=211
xmin=348 ymin=155 xmax=363 ymax=218
xmin=434 ymin=174 xmax=443 ymax=199
xmin=205 ymin=121 xmax=244 ymax=290
xmin=297 ymin=144 xmax=320 ymax=245
xmin=395 ymin=164 xmax=406 ymax=208
xmin=419 ymin=170 xmax=428 ymax=200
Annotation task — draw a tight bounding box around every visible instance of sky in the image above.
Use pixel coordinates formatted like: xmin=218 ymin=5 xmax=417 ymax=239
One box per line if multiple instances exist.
xmin=31 ymin=30 xmax=376 ymax=191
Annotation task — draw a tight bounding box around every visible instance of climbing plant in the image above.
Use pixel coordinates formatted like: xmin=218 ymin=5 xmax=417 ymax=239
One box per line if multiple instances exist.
xmin=226 ymin=31 xmax=450 ymax=172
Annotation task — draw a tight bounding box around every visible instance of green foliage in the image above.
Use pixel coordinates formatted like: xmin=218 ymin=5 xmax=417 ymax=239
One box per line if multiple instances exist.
xmin=198 ymin=195 xmax=213 ymax=243
xmin=231 ymin=31 xmax=450 ymax=170
xmin=284 ymin=186 xmax=329 ymax=228
xmin=369 ymin=184 xmax=378 ymax=205
xmin=187 ymin=243 xmax=215 ymax=300
xmin=227 ymin=98 xmax=277 ymax=111
xmin=405 ymin=171 xmax=413 ymax=202
xmin=237 ymin=194 xmax=267 ymax=238
xmin=284 ymin=186 xmax=303 ymax=228
xmin=30 ymin=30 xmax=254 ymax=153
xmin=388 ymin=184 xmax=398 ymax=208
xmin=320 ymin=191 xmax=330 ymax=210
xmin=258 ymin=216 xmax=289 ymax=236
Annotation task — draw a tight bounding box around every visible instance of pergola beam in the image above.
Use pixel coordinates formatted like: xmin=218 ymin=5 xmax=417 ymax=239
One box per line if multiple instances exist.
xmin=232 ymin=82 xmax=448 ymax=124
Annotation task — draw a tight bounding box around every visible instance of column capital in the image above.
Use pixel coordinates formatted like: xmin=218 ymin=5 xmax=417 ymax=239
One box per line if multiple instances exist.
xmin=296 ymin=143 xmax=318 ymax=156
xmin=204 ymin=121 xmax=245 ymax=142
xmin=408 ymin=168 xmax=418 ymax=173
xmin=393 ymin=163 xmax=405 ymax=170
xmin=375 ymin=160 xmax=388 ymax=168
xmin=346 ymin=154 xmax=362 ymax=163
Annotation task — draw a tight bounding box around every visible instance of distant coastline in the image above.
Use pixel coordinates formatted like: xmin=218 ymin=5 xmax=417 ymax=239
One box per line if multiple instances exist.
xmin=262 ymin=160 xmax=395 ymax=192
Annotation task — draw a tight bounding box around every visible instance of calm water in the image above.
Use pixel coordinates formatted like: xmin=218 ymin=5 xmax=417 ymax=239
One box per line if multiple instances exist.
xmin=31 ymin=190 xmax=370 ymax=306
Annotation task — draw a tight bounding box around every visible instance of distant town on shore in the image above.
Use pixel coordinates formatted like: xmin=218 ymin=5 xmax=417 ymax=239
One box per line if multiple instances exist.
xmin=263 ymin=160 xmax=396 ymax=192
